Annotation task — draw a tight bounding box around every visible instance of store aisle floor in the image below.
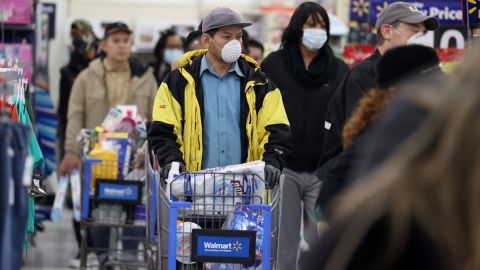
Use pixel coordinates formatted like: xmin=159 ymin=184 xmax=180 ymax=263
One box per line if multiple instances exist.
xmin=23 ymin=210 xmax=78 ymax=270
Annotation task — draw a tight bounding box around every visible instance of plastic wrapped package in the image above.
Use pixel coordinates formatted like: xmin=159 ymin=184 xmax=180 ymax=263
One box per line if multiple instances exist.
xmin=169 ymin=161 xmax=266 ymax=213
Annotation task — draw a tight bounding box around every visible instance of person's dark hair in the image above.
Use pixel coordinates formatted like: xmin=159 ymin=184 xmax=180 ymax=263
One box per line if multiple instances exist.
xmin=242 ymin=29 xmax=250 ymax=54
xmin=282 ymin=1 xmax=330 ymax=47
xmin=376 ymin=21 xmax=401 ymax=45
xmin=205 ymin=29 xmax=218 ymax=38
xmin=185 ymin=30 xmax=202 ymax=51
xmin=248 ymin=39 xmax=265 ymax=54
xmin=153 ymin=29 xmax=178 ymax=61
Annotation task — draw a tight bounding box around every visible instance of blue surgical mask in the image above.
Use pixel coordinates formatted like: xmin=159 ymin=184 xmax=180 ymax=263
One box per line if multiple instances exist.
xmin=164 ymin=48 xmax=184 ymax=64
xmin=302 ymin=28 xmax=328 ymax=51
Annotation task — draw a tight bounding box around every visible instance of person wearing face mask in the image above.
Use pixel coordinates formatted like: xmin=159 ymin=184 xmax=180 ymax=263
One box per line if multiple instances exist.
xmin=260 ymin=2 xmax=348 ymax=269
xmin=318 ymin=2 xmax=439 ymax=168
xmin=150 ymin=29 xmax=184 ymax=84
xmin=58 ymin=19 xmax=100 ymax=268
xmin=148 ymin=7 xmax=292 ymax=190
xmin=58 ymin=19 xmax=99 ymax=160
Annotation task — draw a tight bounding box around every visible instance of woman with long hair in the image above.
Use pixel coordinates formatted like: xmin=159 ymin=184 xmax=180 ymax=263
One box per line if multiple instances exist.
xmin=305 ymin=45 xmax=480 ymax=270
xmin=261 ymin=2 xmax=348 ymax=268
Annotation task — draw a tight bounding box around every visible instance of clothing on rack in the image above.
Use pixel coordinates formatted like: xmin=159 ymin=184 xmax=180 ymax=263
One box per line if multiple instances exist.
xmin=1 ymin=64 xmax=45 ymax=267
xmin=0 ymin=119 xmax=31 ymax=270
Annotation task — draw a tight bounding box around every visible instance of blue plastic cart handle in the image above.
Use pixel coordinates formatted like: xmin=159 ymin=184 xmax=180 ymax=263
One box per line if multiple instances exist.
xmin=150 ymin=170 xmax=157 ymax=240
xmin=168 ymin=201 xmax=192 ymax=269
xmin=82 ymin=158 xmax=101 ymax=219
xmin=250 ymin=204 xmax=272 ymax=270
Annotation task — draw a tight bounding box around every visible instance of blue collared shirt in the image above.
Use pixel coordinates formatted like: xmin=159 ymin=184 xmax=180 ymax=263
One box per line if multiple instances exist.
xmin=200 ymin=54 xmax=244 ymax=169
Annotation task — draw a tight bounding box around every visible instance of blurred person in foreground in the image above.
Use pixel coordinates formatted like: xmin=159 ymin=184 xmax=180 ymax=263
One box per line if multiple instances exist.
xmin=317 ymin=45 xmax=442 ymax=214
xmin=247 ymin=39 xmax=265 ymax=64
xmin=303 ymin=46 xmax=480 ymax=270
xmin=318 ymin=2 xmax=439 ymax=167
xmin=148 ymin=7 xmax=291 ymax=188
xmin=151 ymin=29 xmax=184 ymax=84
xmin=261 ymin=2 xmax=348 ymax=269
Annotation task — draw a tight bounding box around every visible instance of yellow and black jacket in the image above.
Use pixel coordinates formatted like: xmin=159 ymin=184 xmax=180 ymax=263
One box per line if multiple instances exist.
xmin=148 ymin=50 xmax=292 ymax=171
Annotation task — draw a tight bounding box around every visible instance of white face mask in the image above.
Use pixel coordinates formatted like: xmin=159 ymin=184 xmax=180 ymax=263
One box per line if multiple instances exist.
xmin=302 ymin=28 xmax=328 ymax=51
xmin=164 ymin=48 xmax=184 ymax=64
xmin=211 ymin=38 xmax=242 ymax=63
xmin=392 ymin=26 xmax=429 ymax=47
xmin=407 ymin=32 xmax=428 ymax=46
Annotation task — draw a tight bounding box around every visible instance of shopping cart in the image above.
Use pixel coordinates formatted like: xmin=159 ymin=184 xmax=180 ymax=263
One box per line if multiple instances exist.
xmin=79 ymin=132 xmax=149 ymax=269
xmin=145 ymin=146 xmax=159 ymax=269
xmin=156 ymin=167 xmax=283 ymax=270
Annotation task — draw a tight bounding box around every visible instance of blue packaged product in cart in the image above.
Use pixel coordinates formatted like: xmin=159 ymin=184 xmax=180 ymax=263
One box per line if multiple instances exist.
xmin=215 ymin=205 xmax=264 ymax=269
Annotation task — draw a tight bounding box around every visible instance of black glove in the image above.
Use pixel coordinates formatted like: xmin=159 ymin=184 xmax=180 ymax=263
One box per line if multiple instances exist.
xmin=264 ymin=164 xmax=281 ymax=189
xmin=161 ymin=162 xmax=186 ymax=180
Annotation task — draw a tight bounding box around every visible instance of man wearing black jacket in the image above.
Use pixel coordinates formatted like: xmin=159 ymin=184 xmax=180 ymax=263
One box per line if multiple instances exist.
xmin=318 ymin=2 xmax=439 ymax=167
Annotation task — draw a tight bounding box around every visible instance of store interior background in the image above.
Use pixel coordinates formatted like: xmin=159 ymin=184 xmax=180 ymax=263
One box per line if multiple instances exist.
xmin=41 ymin=0 xmax=351 ymax=111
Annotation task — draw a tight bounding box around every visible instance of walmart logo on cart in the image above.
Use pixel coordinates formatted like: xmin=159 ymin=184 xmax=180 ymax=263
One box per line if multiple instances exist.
xmin=204 ymin=241 xmax=242 ymax=252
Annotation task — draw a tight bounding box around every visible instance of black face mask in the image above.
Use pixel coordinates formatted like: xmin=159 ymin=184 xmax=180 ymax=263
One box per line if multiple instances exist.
xmin=72 ymin=37 xmax=87 ymax=55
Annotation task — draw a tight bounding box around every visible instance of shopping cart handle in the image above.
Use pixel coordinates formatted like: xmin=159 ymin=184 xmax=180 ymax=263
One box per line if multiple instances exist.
xmin=248 ymin=204 xmax=271 ymax=211
xmin=170 ymin=201 xmax=192 ymax=209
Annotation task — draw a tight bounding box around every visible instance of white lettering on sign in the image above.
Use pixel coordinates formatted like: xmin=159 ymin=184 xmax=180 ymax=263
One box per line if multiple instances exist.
xmin=429 ymin=7 xmax=462 ymax=21
xmin=440 ymin=29 xmax=465 ymax=49
xmin=204 ymin=242 xmax=233 ymax=250
xmin=105 ymin=188 xmax=125 ymax=196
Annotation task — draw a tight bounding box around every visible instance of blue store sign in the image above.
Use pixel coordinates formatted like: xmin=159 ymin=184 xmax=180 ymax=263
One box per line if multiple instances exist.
xmin=95 ymin=180 xmax=142 ymax=204
xmin=351 ymin=0 xmax=464 ymax=25
xmin=191 ymin=229 xmax=256 ymax=265
xmin=463 ymin=0 xmax=480 ymax=26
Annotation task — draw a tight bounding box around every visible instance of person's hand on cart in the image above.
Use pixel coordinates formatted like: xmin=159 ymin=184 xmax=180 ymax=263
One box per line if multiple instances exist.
xmin=59 ymin=155 xmax=80 ymax=176
xmin=161 ymin=161 xmax=186 ymax=180
xmin=264 ymin=164 xmax=281 ymax=189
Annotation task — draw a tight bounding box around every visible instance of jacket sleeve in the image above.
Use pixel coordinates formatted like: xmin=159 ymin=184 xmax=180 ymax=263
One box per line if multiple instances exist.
xmin=64 ymin=71 xmax=86 ymax=157
xmin=318 ymin=67 xmax=375 ymax=167
xmin=147 ymin=81 xmax=184 ymax=167
xmin=257 ymin=85 xmax=292 ymax=170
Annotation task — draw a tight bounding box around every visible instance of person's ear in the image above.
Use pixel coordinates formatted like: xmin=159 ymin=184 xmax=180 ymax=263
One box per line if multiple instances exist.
xmin=201 ymin=33 xmax=211 ymax=50
xmin=381 ymin=24 xmax=393 ymax=41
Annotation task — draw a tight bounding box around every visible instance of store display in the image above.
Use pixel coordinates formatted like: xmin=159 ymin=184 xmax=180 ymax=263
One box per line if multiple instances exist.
xmin=0 ymin=63 xmax=40 ymax=269
xmin=0 ymin=0 xmax=32 ymax=24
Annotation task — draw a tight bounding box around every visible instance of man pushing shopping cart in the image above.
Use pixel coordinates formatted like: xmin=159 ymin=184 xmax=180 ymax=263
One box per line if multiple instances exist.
xmin=147 ymin=7 xmax=292 ymax=269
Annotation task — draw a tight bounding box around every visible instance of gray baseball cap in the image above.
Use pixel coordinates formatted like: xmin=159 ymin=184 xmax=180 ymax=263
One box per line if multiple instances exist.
xmin=201 ymin=7 xmax=251 ymax=33
xmin=375 ymin=2 xmax=439 ymax=31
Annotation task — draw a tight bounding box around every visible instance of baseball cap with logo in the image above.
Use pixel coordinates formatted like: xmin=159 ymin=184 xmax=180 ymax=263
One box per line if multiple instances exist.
xmin=375 ymin=2 xmax=439 ymax=31
xmin=103 ymin=22 xmax=132 ymax=39
xmin=201 ymin=7 xmax=251 ymax=33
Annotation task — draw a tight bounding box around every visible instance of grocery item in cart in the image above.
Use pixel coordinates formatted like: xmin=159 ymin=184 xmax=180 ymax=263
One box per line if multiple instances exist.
xmin=223 ymin=205 xmax=264 ymax=268
xmin=88 ymin=141 xmax=118 ymax=188
xmin=176 ymin=221 xmax=201 ymax=264
xmin=170 ymin=161 xmax=266 ymax=213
